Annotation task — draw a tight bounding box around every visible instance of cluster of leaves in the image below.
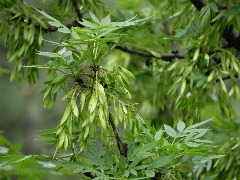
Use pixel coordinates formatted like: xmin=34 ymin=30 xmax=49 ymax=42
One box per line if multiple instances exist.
xmin=38 ymin=118 xmax=223 ymax=179
xmin=196 ymin=137 xmax=240 ymax=180
xmin=134 ymin=0 xmax=240 ymax=126
xmin=1 ymin=119 xmax=224 ymax=180
xmin=31 ymin=11 xmax=144 ymax=154
xmin=0 ymin=0 xmax=47 ymax=84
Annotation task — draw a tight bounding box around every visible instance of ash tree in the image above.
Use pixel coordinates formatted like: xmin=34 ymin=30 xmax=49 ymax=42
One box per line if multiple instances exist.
xmin=0 ymin=0 xmax=240 ymax=179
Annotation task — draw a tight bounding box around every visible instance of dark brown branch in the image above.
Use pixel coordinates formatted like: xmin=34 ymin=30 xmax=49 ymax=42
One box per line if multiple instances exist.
xmin=190 ymin=0 xmax=205 ymax=11
xmin=115 ymin=45 xmax=154 ymax=58
xmin=161 ymin=53 xmax=185 ymax=61
xmin=114 ymin=45 xmax=184 ymax=61
xmin=70 ymin=0 xmax=83 ymax=20
xmin=222 ymin=25 xmax=240 ymax=51
xmin=43 ymin=20 xmax=83 ymax=32
xmin=83 ymin=172 xmax=95 ymax=179
xmin=217 ymin=74 xmax=239 ymax=82
xmin=109 ymin=114 xmax=128 ymax=157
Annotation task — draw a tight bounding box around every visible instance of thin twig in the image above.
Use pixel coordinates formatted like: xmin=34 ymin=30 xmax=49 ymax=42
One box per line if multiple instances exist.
xmin=38 ymin=20 xmax=83 ymax=32
xmin=70 ymin=0 xmax=83 ymax=20
xmin=109 ymin=114 xmax=128 ymax=157
xmin=217 ymin=74 xmax=239 ymax=82
xmin=114 ymin=45 xmax=184 ymax=61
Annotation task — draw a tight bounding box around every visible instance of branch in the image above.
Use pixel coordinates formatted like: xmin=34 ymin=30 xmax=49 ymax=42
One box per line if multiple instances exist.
xmin=83 ymin=172 xmax=95 ymax=179
xmin=217 ymin=74 xmax=239 ymax=82
xmin=114 ymin=45 xmax=184 ymax=61
xmin=109 ymin=114 xmax=128 ymax=157
xmin=222 ymin=25 xmax=240 ymax=51
xmin=43 ymin=20 xmax=83 ymax=32
xmin=190 ymin=0 xmax=205 ymax=11
xmin=70 ymin=0 xmax=83 ymax=20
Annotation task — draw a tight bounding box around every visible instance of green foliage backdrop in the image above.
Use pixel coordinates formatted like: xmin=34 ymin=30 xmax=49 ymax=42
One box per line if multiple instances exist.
xmin=0 ymin=0 xmax=240 ymax=179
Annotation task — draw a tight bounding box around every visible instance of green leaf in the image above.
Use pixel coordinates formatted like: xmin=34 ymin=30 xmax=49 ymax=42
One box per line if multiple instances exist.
xmin=63 ymin=51 xmax=72 ymax=57
xmin=150 ymin=155 xmax=176 ymax=168
xmin=137 ymin=141 xmax=159 ymax=154
xmin=193 ymin=48 xmax=200 ymax=61
xmin=83 ymin=126 xmax=90 ymax=140
xmin=145 ymin=170 xmax=155 ymax=177
xmin=48 ymin=21 xmax=61 ymax=27
xmin=209 ymin=2 xmax=218 ymax=12
xmin=71 ymin=99 xmax=79 ymax=117
xmin=60 ymin=104 xmax=71 ymax=125
xmin=57 ymin=27 xmax=70 ymax=33
xmin=80 ymin=20 xmax=98 ymax=28
xmin=88 ymin=92 xmax=98 ymax=114
xmin=135 ymin=165 xmax=149 ymax=170
xmin=225 ymin=5 xmax=240 ymax=17
xmin=196 ymin=79 xmax=205 ymax=87
xmin=99 ymin=106 xmax=107 ymax=129
xmin=129 ymin=155 xmax=150 ymax=168
xmin=180 ymin=79 xmax=186 ymax=94
xmin=122 ymin=105 xmax=128 ymax=114
xmin=184 ymin=132 xmax=195 ymax=142
xmin=35 ymin=8 xmax=62 ymax=24
xmin=119 ymin=67 xmax=135 ymax=79
xmin=204 ymin=174 xmax=219 ymax=180
xmin=97 ymin=82 xmax=106 ymax=104
xmin=37 ymin=51 xmax=60 ymax=58
xmin=38 ymin=28 xmax=43 ymax=45
xmin=207 ymin=71 xmax=215 ymax=82
xmin=182 ymin=154 xmax=189 ymax=162
xmin=58 ymin=47 xmax=66 ymax=55
xmin=193 ymin=160 xmax=206 ymax=167
xmin=2 ymin=155 xmax=33 ymax=166
xmin=124 ymin=170 xmax=130 ymax=177
xmin=185 ymin=119 xmax=211 ymax=130
xmin=62 ymin=89 xmax=74 ymax=100
xmin=80 ymin=92 xmax=86 ymax=111
xmin=192 ymin=129 xmax=208 ymax=139
xmin=90 ymin=12 xmax=100 ymax=24
xmin=219 ymin=78 xmax=227 ymax=93
xmin=164 ymin=124 xmax=177 ymax=137
xmin=101 ymin=14 xmax=111 ymax=25
xmin=189 ymin=73 xmax=206 ymax=80
xmin=177 ymin=121 xmax=186 ymax=132
xmin=130 ymin=169 xmax=137 ymax=176
xmin=202 ymin=155 xmax=225 ymax=161
xmin=154 ymin=129 xmax=162 ymax=141
xmin=52 ymin=74 xmax=68 ymax=84
xmin=185 ymin=142 xmax=200 ymax=147
xmin=73 ymin=167 xmax=85 ymax=174
xmin=174 ymin=29 xmax=186 ymax=38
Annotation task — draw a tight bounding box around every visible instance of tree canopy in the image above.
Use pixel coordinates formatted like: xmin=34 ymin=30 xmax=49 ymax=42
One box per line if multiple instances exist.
xmin=0 ymin=0 xmax=240 ymax=179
